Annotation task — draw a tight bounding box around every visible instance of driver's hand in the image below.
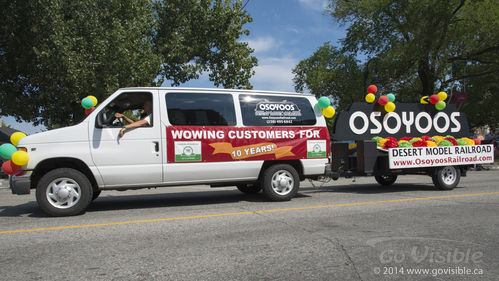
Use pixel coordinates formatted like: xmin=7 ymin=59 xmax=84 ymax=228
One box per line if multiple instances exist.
xmin=119 ymin=128 xmax=126 ymax=138
xmin=115 ymin=113 xmax=124 ymax=118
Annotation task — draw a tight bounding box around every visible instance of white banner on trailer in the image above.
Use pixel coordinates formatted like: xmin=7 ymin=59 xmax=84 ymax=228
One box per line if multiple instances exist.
xmin=388 ymin=144 xmax=494 ymax=169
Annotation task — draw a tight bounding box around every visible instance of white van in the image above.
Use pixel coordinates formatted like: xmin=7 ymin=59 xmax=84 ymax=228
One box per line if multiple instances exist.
xmin=10 ymin=88 xmax=330 ymax=216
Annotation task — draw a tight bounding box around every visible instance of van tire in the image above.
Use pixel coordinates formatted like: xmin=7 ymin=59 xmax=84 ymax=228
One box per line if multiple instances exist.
xmin=236 ymin=184 xmax=262 ymax=194
xmin=432 ymin=166 xmax=460 ymax=190
xmin=35 ymin=168 xmax=93 ymax=216
xmin=92 ymin=189 xmax=102 ymax=201
xmin=375 ymin=174 xmax=397 ymax=186
xmin=261 ymin=164 xmax=299 ymax=201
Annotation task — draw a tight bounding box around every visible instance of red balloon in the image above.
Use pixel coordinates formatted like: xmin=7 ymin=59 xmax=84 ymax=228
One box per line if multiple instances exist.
xmin=378 ymin=95 xmax=389 ymax=106
xmin=367 ymin=84 xmax=378 ymax=94
xmin=473 ymin=139 xmax=481 ymax=145
xmin=85 ymin=107 xmax=95 ymax=115
xmin=429 ymin=94 xmax=440 ymax=104
xmin=2 ymin=160 xmax=20 ymax=175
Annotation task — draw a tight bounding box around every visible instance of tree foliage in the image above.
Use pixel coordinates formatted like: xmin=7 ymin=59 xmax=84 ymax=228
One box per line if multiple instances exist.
xmin=293 ymin=42 xmax=363 ymax=110
xmin=295 ymin=0 xmax=499 ymax=128
xmin=0 ymin=0 xmax=257 ymax=127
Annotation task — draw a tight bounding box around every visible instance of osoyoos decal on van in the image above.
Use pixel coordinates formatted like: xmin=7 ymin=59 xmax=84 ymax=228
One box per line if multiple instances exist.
xmin=166 ymin=126 xmax=330 ymax=163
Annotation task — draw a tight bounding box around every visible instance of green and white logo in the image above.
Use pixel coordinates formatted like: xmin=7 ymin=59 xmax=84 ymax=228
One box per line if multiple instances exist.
xmin=175 ymin=141 xmax=201 ymax=162
xmin=307 ymin=140 xmax=326 ymax=158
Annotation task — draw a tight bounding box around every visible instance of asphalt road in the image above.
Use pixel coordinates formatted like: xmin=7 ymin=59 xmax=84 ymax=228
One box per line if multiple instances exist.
xmin=0 ymin=170 xmax=498 ymax=281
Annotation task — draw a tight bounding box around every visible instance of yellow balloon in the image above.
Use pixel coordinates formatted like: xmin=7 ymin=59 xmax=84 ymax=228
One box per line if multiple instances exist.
xmin=11 ymin=150 xmax=29 ymax=166
xmin=322 ymin=106 xmax=335 ymax=118
xmin=437 ymin=91 xmax=447 ymax=101
xmin=420 ymin=96 xmax=429 ymax=104
xmin=10 ymin=132 xmax=27 ymax=146
xmin=379 ymin=139 xmax=388 ymax=147
xmin=88 ymin=95 xmax=98 ymax=106
xmin=365 ymin=93 xmax=375 ymax=103
xmin=385 ymin=102 xmax=396 ymax=112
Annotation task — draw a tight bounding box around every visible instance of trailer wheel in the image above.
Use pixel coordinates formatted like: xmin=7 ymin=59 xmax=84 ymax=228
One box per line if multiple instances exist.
xmin=261 ymin=164 xmax=299 ymax=201
xmin=432 ymin=166 xmax=460 ymax=190
xmin=236 ymin=184 xmax=262 ymax=194
xmin=375 ymin=174 xmax=398 ymax=186
xmin=35 ymin=168 xmax=93 ymax=216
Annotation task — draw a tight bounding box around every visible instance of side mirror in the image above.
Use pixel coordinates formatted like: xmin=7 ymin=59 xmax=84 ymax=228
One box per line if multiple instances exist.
xmin=95 ymin=111 xmax=107 ymax=128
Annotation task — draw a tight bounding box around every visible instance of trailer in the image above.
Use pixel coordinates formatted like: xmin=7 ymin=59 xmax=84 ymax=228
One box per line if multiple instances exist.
xmin=323 ymin=102 xmax=494 ymax=190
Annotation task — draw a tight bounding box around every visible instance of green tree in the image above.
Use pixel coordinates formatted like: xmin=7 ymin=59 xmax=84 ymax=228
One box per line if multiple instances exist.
xmin=0 ymin=0 xmax=257 ymax=128
xmin=154 ymin=0 xmax=257 ymax=88
xmin=293 ymin=42 xmax=363 ymax=110
xmin=295 ymin=0 xmax=499 ymax=129
xmin=327 ymin=0 xmax=499 ymax=100
xmin=459 ymin=71 xmax=499 ymax=131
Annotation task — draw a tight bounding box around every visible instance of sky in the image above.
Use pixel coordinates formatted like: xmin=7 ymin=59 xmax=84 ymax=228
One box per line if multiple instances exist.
xmin=2 ymin=0 xmax=346 ymax=134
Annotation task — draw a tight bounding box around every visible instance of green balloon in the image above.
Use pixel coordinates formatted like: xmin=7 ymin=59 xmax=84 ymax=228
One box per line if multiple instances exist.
xmin=399 ymin=141 xmax=413 ymax=148
xmin=0 ymin=143 xmax=17 ymax=160
xmin=387 ymin=93 xmax=395 ymax=102
xmin=317 ymin=97 xmax=330 ymax=109
xmin=438 ymin=140 xmax=453 ymax=146
xmin=435 ymin=101 xmax=446 ymax=110
xmin=456 ymin=139 xmax=468 ymax=146
xmin=81 ymin=97 xmax=94 ymax=109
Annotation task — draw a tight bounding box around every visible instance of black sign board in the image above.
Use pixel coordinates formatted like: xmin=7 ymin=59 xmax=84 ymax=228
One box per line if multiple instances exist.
xmin=332 ymin=102 xmax=471 ymax=141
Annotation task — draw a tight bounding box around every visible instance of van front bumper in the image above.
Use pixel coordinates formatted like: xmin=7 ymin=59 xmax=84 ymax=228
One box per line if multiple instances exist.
xmin=9 ymin=173 xmax=31 ymax=195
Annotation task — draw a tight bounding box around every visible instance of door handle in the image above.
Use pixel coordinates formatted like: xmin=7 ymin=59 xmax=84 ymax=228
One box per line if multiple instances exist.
xmin=153 ymin=141 xmax=159 ymax=152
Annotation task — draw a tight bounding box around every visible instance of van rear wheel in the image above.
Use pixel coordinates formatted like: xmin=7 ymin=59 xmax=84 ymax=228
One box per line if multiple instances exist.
xmin=236 ymin=184 xmax=262 ymax=194
xmin=261 ymin=164 xmax=299 ymax=201
xmin=35 ymin=168 xmax=93 ymax=216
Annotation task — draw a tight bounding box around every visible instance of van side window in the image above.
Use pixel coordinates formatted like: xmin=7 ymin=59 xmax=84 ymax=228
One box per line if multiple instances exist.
xmin=239 ymin=95 xmax=316 ymax=126
xmin=96 ymin=92 xmax=153 ymax=128
xmin=166 ymin=93 xmax=236 ymax=126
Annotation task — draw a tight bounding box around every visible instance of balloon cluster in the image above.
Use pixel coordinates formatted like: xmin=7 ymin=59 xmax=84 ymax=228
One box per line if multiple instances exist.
xmin=81 ymin=95 xmax=98 ymax=115
xmin=317 ymin=97 xmax=336 ymax=118
xmin=420 ymin=91 xmax=447 ymax=110
xmin=0 ymin=132 xmax=29 ymax=175
xmin=364 ymin=85 xmax=396 ymax=113
xmin=372 ymin=135 xmax=477 ymax=150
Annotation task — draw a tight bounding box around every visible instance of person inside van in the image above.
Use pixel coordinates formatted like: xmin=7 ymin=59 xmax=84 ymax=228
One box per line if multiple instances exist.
xmin=116 ymin=97 xmax=153 ymax=138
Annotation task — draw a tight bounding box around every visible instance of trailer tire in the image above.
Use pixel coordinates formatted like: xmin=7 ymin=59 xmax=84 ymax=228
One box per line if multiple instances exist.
xmin=236 ymin=184 xmax=262 ymax=194
xmin=432 ymin=166 xmax=460 ymax=190
xmin=261 ymin=164 xmax=299 ymax=201
xmin=35 ymin=168 xmax=93 ymax=216
xmin=375 ymin=174 xmax=398 ymax=186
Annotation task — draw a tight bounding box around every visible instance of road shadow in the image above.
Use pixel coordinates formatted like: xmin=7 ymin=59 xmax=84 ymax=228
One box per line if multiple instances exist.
xmin=0 ymin=181 xmax=468 ymax=217
xmin=0 ymin=201 xmax=48 ymax=218
xmin=0 ymin=189 xmax=310 ymax=217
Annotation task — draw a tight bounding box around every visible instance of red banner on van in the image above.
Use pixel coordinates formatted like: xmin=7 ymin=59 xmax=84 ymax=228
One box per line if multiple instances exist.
xmin=166 ymin=126 xmax=330 ymax=163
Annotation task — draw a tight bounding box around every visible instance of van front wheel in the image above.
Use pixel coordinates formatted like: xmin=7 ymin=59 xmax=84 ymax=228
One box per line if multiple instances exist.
xmin=35 ymin=168 xmax=93 ymax=216
xmin=261 ymin=164 xmax=299 ymax=201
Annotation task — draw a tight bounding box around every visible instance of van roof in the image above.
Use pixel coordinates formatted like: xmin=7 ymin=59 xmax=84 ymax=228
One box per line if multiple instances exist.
xmin=118 ymin=87 xmax=314 ymax=97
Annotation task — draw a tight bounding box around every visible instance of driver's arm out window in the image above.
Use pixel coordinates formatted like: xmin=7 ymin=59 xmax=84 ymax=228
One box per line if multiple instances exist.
xmin=96 ymin=92 xmax=153 ymax=128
